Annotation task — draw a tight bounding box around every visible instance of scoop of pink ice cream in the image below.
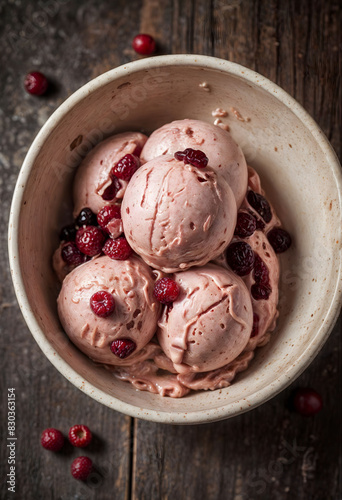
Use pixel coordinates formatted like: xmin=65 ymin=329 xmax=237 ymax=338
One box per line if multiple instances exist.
xmin=73 ymin=132 xmax=147 ymax=217
xmin=157 ymin=264 xmax=252 ymax=373
xmin=140 ymin=119 xmax=247 ymax=208
xmin=121 ymin=156 xmax=237 ymax=273
xmin=57 ymin=255 xmax=161 ymax=366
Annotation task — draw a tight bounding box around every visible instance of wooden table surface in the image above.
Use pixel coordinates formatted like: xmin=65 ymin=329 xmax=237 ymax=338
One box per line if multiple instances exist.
xmin=1 ymin=1 xmax=341 ymax=499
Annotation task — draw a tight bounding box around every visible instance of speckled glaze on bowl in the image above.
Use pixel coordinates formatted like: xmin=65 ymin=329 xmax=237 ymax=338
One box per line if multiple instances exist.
xmin=8 ymin=55 xmax=342 ymax=424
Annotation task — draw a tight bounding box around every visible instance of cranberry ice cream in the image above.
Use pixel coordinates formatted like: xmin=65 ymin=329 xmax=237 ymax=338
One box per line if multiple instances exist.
xmin=140 ymin=119 xmax=247 ymax=207
xmin=73 ymin=131 xmax=147 ymax=217
xmin=157 ymin=264 xmax=253 ymax=373
xmin=121 ymin=155 xmax=237 ymax=272
xmin=57 ymin=255 xmax=161 ymax=365
xmin=53 ymin=117 xmax=292 ymax=398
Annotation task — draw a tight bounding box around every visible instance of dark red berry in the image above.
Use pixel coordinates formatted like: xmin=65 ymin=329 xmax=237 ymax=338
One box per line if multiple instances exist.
xmin=41 ymin=428 xmax=64 ymax=451
xmin=247 ymin=190 xmax=272 ymax=223
xmin=71 ymin=456 xmax=93 ymax=481
xmin=267 ymin=227 xmax=292 ymax=253
xmin=24 ymin=71 xmax=48 ymax=95
xmin=132 ymin=34 xmax=156 ymax=55
xmin=251 ymin=313 xmax=259 ymax=338
xmin=90 ymin=291 xmax=115 ymax=318
xmin=226 ymin=242 xmax=255 ymax=276
xmin=76 ymin=226 xmax=106 ymax=256
xmin=103 ymin=237 xmax=132 ymax=260
xmin=174 ymin=148 xmax=209 ymax=169
xmin=111 ymin=154 xmax=140 ymax=181
xmin=102 ymin=177 xmax=120 ymax=201
xmin=293 ymin=388 xmax=323 ymax=416
xmin=110 ymin=339 xmax=136 ymax=359
xmin=68 ymin=425 xmax=92 ymax=448
xmin=76 ymin=207 xmax=97 ymax=227
xmin=97 ymin=205 xmax=121 ymax=229
xmin=59 ymin=224 xmax=77 ymax=242
xmin=234 ymin=212 xmax=256 ymax=238
xmin=61 ymin=242 xmax=85 ymax=266
xmin=251 ymin=283 xmax=272 ymax=300
xmin=253 ymin=254 xmax=269 ymax=285
xmin=153 ymin=278 xmax=180 ymax=304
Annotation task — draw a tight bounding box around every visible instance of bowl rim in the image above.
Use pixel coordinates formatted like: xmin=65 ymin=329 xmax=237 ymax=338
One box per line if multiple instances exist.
xmin=8 ymin=54 xmax=342 ymax=424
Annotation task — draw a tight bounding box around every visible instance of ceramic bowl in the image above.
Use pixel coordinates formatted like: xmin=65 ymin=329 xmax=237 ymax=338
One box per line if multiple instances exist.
xmin=8 ymin=55 xmax=342 ymax=424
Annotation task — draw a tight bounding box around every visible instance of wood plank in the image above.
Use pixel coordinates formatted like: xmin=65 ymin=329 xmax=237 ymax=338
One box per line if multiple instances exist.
xmin=0 ymin=0 xmax=137 ymax=498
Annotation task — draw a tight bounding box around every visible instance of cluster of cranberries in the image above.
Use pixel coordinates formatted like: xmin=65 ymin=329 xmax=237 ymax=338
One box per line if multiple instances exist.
xmin=41 ymin=425 xmax=93 ymax=480
xmin=227 ymin=189 xmax=291 ymax=307
xmin=59 ymin=201 xmax=141 ymax=360
xmin=89 ymin=276 xmax=181 ymax=361
xmin=60 ymin=205 xmax=132 ymax=268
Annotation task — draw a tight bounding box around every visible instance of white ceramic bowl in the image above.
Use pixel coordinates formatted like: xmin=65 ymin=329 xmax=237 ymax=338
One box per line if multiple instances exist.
xmin=9 ymin=55 xmax=342 ymax=424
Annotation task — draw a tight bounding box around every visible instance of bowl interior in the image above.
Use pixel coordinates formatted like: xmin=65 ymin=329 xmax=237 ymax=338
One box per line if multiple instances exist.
xmin=12 ymin=57 xmax=342 ymax=423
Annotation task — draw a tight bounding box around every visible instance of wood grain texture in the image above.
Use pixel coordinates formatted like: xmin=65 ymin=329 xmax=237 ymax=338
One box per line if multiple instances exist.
xmin=0 ymin=0 xmax=341 ymax=499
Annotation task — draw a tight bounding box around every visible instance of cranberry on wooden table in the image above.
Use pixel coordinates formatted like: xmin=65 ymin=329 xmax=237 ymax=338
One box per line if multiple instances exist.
xmin=24 ymin=71 xmax=48 ymax=95
xmin=132 ymin=33 xmax=156 ymax=55
xmin=71 ymin=456 xmax=93 ymax=481
xmin=41 ymin=428 xmax=64 ymax=452
xmin=293 ymin=388 xmax=323 ymax=416
xmin=68 ymin=425 xmax=92 ymax=448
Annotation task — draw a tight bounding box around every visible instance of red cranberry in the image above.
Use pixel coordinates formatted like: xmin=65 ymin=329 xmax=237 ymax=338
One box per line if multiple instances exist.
xmin=103 ymin=237 xmax=132 ymax=260
xmin=59 ymin=224 xmax=76 ymax=242
xmin=251 ymin=283 xmax=272 ymax=300
xmin=102 ymin=177 xmax=120 ymax=201
xmin=234 ymin=212 xmax=256 ymax=238
xmin=293 ymin=388 xmax=323 ymax=416
xmin=41 ymin=428 xmax=64 ymax=451
xmin=174 ymin=148 xmax=209 ymax=169
xmin=132 ymin=34 xmax=156 ymax=55
xmin=267 ymin=227 xmax=292 ymax=253
xmin=247 ymin=190 xmax=272 ymax=223
xmin=251 ymin=313 xmax=259 ymax=337
xmin=61 ymin=242 xmax=85 ymax=266
xmin=153 ymin=278 xmax=180 ymax=304
xmin=76 ymin=207 xmax=97 ymax=227
xmin=76 ymin=226 xmax=106 ymax=256
xmin=90 ymin=291 xmax=115 ymax=318
xmin=97 ymin=205 xmax=121 ymax=229
xmin=253 ymin=254 xmax=269 ymax=285
xmin=71 ymin=456 xmax=93 ymax=481
xmin=226 ymin=242 xmax=255 ymax=276
xmin=110 ymin=339 xmax=136 ymax=358
xmin=111 ymin=154 xmax=140 ymax=181
xmin=68 ymin=425 xmax=92 ymax=448
xmin=24 ymin=71 xmax=48 ymax=95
